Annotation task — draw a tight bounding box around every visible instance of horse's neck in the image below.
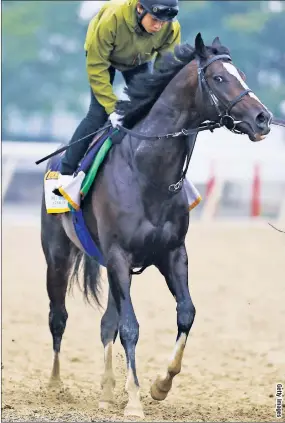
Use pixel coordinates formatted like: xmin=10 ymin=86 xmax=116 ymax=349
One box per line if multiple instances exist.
xmin=133 ymin=92 xmax=200 ymax=193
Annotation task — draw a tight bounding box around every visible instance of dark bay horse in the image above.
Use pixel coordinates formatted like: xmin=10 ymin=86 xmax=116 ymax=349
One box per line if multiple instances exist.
xmin=41 ymin=33 xmax=272 ymax=418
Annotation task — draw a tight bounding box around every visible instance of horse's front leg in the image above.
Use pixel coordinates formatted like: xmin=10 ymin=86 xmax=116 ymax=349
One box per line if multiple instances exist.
xmin=151 ymin=245 xmax=196 ymax=401
xmin=106 ymin=247 xmax=144 ymax=418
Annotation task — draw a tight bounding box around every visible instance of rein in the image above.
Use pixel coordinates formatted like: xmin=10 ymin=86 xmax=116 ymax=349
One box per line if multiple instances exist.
xmin=118 ymin=120 xmax=221 ymax=140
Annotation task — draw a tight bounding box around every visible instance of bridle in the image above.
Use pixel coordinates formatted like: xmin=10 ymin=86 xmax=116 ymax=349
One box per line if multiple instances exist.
xmin=197 ymin=54 xmax=252 ymax=133
xmin=119 ymin=53 xmax=254 ymax=192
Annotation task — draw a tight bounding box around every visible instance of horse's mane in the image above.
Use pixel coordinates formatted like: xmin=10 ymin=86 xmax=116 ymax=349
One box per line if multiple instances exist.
xmin=116 ymin=42 xmax=230 ymax=129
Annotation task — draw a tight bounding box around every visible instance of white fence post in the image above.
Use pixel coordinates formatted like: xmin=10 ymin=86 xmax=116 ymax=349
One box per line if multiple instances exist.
xmin=201 ymin=176 xmax=225 ymax=222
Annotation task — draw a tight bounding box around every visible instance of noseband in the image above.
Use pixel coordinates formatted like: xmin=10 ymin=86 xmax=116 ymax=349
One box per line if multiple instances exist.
xmin=197 ymin=54 xmax=252 ymax=132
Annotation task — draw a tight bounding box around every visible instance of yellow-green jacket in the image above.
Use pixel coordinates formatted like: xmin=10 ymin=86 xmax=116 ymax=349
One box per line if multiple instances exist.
xmin=84 ymin=0 xmax=181 ymax=115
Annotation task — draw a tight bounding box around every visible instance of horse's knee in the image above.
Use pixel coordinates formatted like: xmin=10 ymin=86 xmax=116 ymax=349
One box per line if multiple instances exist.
xmin=119 ymin=313 xmax=139 ymax=350
xmin=177 ymin=300 xmax=195 ymax=334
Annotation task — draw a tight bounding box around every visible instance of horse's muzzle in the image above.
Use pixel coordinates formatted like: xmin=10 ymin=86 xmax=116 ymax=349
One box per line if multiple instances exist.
xmin=236 ymin=108 xmax=272 ymax=142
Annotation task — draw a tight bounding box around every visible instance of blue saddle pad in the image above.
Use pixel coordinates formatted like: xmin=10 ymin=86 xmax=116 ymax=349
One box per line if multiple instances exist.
xmin=71 ymin=209 xmax=105 ymax=266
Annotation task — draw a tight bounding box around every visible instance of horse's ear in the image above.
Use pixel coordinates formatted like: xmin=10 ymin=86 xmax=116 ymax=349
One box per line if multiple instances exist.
xmin=195 ymin=33 xmax=207 ymax=58
xmin=212 ymin=36 xmax=222 ymax=48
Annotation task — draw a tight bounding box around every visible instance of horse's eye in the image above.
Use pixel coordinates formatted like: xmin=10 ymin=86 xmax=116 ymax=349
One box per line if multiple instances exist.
xmin=214 ymin=76 xmax=224 ymax=83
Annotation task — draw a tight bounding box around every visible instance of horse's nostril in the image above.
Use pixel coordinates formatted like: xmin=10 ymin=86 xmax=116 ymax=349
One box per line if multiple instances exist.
xmin=255 ymin=111 xmax=270 ymax=129
xmin=256 ymin=112 xmax=266 ymax=124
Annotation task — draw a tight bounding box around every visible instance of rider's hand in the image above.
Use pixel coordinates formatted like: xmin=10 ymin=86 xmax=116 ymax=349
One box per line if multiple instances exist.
xmin=109 ymin=111 xmax=123 ymax=128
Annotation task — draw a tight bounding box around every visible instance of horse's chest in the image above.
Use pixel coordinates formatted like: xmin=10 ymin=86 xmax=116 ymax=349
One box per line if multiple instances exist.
xmin=129 ymin=217 xmax=186 ymax=264
xmin=149 ymin=221 xmax=180 ymax=245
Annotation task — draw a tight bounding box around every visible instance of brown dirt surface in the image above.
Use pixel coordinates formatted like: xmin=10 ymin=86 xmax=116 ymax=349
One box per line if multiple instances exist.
xmin=2 ymin=222 xmax=285 ymax=422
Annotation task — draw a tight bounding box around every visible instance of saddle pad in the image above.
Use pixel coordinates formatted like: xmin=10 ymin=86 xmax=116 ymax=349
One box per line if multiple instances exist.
xmin=44 ymin=160 xmax=69 ymax=214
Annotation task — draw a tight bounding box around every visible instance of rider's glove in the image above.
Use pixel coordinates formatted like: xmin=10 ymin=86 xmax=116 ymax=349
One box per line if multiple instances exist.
xmin=109 ymin=111 xmax=123 ymax=128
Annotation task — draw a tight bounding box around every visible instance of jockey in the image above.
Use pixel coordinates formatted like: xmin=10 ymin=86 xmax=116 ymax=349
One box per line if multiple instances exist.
xmin=55 ymin=0 xmax=180 ymax=192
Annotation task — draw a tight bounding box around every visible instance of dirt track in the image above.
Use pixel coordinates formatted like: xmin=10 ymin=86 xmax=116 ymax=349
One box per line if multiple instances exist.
xmin=2 ymin=222 xmax=285 ymax=422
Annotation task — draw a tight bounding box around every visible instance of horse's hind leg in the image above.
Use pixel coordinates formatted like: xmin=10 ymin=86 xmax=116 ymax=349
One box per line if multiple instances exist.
xmin=99 ymin=288 xmax=119 ymax=408
xmin=41 ymin=212 xmax=71 ymax=386
xmin=47 ymin=259 xmax=69 ymax=386
xmin=151 ymin=245 xmax=196 ymax=401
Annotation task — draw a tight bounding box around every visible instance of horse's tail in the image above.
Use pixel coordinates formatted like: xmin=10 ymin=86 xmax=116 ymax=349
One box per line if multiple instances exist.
xmin=68 ymin=246 xmax=102 ymax=307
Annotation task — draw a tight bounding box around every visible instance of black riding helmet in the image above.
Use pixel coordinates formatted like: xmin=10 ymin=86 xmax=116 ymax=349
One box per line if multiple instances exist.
xmin=138 ymin=0 xmax=179 ymax=22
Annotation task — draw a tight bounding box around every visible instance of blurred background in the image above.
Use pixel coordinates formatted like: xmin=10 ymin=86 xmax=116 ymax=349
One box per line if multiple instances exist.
xmin=2 ymin=0 xmax=285 ymax=224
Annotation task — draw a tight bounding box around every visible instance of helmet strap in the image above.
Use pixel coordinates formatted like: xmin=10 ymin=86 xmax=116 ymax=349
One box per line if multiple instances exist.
xmin=136 ymin=8 xmax=148 ymax=31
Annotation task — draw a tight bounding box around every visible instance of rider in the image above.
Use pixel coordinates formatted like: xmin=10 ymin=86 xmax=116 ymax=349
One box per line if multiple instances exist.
xmin=55 ymin=0 xmax=181 ymax=192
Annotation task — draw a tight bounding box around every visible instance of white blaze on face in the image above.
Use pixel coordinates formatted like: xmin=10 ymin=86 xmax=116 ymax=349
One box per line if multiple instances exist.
xmin=222 ymin=62 xmax=268 ymax=110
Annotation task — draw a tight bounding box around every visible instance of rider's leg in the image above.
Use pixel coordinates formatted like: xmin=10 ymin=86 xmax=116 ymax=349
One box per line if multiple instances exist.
xmin=59 ymin=62 xmax=150 ymax=177
xmin=60 ymin=67 xmax=115 ymax=176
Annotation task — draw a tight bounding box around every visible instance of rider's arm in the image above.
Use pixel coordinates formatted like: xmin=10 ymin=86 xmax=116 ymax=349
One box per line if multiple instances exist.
xmin=86 ymin=13 xmax=118 ymax=115
xmin=154 ymin=21 xmax=181 ymax=69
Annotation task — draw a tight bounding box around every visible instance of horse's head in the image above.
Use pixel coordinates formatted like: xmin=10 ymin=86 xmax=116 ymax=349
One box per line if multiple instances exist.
xmin=190 ymin=33 xmax=272 ymax=141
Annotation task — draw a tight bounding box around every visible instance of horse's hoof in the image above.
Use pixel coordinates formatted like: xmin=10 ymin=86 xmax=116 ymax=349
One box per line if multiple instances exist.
xmin=150 ymin=377 xmax=172 ymax=401
xmin=124 ymin=403 xmax=145 ymax=419
xmin=48 ymin=377 xmax=62 ymax=389
xmin=98 ymin=400 xmax=114 ymax=410
xmin=99 ymin=383 xmax=115 ymax=408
